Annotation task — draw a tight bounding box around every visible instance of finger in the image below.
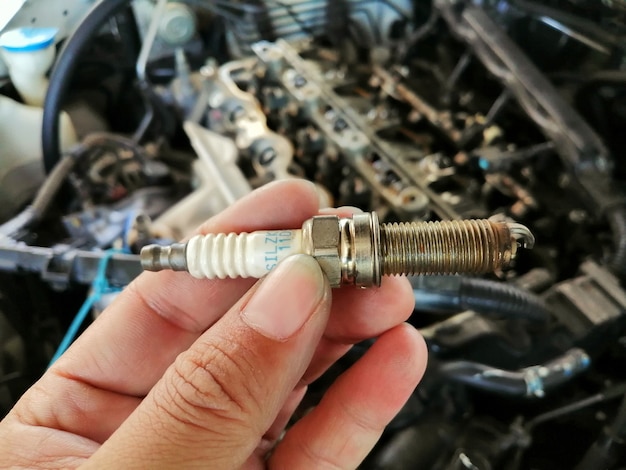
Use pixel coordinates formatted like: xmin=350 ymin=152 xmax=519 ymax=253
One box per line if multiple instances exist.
xmin=11 ymin=373 xmax=141 ymax=444
xmin=51 ymin=179 xmax=320 ymax=398
xmin=301 ymin=336 xmax=352 ymax=385
xmin=263 ymin=385 xmax=308 ymax=443
xmin=270 ymin=324 xmax=427 ymax=469
xmin=325 ymin=275 xmax=415 ymax=343
xmin=241 ymin=385 xmax=308 ymax=470
xmin=301 ymin=275 xmax=415 ymax=385
xmin=84 ymin=255 xmax=331 ymax=469
xmin=0 ymin=417 xmax=97 ymax=468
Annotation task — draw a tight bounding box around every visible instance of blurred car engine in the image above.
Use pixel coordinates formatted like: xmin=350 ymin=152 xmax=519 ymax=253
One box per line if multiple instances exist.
xmin=1 ymin=0 xmax=626 ymax=468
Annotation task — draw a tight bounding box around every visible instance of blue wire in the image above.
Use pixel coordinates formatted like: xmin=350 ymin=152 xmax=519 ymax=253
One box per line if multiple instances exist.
xmin=48 ymin=295 xmax=97 ymax=367
xmin=48 ymin=248 xmax=124 ymax=368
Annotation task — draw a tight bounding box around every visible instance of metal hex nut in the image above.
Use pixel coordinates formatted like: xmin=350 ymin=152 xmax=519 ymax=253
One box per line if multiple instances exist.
xmin=305 ymin=215 xmax=342 ymax=287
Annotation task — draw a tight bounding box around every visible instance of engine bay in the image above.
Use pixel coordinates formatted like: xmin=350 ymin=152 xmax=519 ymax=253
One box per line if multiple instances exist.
xmin=1 ymin=0 xmax=626 ymax=467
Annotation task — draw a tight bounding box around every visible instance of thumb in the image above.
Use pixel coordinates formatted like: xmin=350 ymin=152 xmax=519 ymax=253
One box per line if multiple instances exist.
xmin=85 ymin=255 xmax=330 ymax=468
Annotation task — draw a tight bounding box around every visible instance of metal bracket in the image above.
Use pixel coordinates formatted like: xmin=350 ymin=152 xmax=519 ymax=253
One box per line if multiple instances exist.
xmin=0 ymin=243 xmax=142 ymax=288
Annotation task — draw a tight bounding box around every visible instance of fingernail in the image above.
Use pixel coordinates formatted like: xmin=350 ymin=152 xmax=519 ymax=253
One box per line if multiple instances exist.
xmin=318 ymin=206 xmax=363 ymax=215
xmin=241 ymin=255 xmax=326 ymax=341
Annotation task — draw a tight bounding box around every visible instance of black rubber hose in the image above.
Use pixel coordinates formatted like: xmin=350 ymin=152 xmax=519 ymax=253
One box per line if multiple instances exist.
xmin=459 ymin=277 xmax=550 ymax=323
xmin=438 ymin=348 xmax=590 ymax=398
xmin=439 ymin=361 xmax=528 ymax=396
xmin=607 ymin=206 xmax=626 ymax=281
xmin=412 ymin=276 xmax=550 ymax=323
xmin=42 ymin=0 xmax=132 ymax=174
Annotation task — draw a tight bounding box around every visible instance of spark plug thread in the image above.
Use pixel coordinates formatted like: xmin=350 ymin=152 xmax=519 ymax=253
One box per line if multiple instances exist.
xmin=379 ymin=220 xmax=514 ymax=276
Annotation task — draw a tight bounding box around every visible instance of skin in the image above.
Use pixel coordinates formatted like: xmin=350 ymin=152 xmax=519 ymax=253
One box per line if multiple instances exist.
xmin=0 ymin=179 xmax=428 ymax=469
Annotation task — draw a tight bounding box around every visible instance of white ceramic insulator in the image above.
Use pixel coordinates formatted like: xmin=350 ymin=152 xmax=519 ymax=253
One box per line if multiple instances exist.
xmin=186 ymin=229 xmax=304 ymax=279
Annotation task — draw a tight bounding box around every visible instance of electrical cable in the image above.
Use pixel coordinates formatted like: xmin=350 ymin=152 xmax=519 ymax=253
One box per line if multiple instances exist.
xmin=526 ymin=383 xmax=626 ymax=431
xmin=42 ymin=0 xmax=133 ymax=174
xmin=48 ymin=248 xmax=124 ymax=367
xmin=509 ymin=386 xmax=626 ymax=468
xmin=399 ymin=8 xmax=439 ymax=59
xmin=576 ymin=389 xmax=626 ymax=469
xmin=0 ymin=152 xmax=77 ymax=239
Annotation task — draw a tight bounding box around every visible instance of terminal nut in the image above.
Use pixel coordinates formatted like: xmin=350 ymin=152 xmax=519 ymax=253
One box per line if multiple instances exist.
xmin=302 ymin=215 xmax=342 ymax=287
xmin=301 ymin=213 xmax=381 ymax=288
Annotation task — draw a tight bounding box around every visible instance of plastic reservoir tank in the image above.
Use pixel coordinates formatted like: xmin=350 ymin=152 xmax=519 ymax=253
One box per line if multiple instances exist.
xmin=0 ymin=27 xmax=77 ymax=221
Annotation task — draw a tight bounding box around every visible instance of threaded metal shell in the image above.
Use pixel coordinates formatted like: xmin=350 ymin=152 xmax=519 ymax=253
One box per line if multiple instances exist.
xmin=379 ymin=220 xmax=513 ymax=276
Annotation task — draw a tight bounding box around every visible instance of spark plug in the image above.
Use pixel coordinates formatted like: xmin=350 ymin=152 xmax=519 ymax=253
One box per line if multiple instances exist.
xmin=140 ymin=212 xmax=534 ymax=288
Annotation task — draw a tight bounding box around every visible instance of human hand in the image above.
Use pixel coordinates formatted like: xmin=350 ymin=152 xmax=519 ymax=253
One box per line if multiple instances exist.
xmin=0 ymin=180 xmax=427 ymax=469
